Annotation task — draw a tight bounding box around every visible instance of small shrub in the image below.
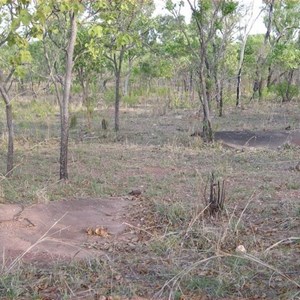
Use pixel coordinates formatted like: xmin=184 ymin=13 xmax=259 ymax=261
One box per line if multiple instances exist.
xmin=103 ymin=89 xmax=115 ymax=105
xmin=70 ymin=114 xmax=77 ymax=129
xmin=270 ymin=82 xmax=299 ymax=102
xmin=123 ymin=94 xmax=139 ymax=107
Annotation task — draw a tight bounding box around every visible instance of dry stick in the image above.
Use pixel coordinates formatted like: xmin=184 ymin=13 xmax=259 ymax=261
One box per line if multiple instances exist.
xmin=264 ymin=237 xmax=300 ymax=253
xmin=6 ymin=212 xmax=69 ymax=272
xmin=123 ymin=222 xmax=155 ymax=238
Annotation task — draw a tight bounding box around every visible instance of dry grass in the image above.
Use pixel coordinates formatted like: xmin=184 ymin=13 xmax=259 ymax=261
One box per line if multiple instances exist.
xmin=0 ymin=98 xmax=299 ymax=299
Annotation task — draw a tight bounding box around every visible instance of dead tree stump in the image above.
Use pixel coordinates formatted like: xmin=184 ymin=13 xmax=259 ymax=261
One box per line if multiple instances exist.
xmin=206 ymin=172 xmax=225 ymax=217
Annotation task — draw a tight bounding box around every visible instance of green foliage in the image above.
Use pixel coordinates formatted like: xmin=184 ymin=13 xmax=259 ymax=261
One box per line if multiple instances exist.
xmin=272 ymin=44 xmax=300 ymax=69
xmin=70 ymin=114 xmax=77 ymax=129
xmin=270 ymin=82 xmax=299 ymax=102
xmin=71 ymin=83 xmax=81 ymax=94
xmin=13 ymin=100 xmax=55 ymax=123
xmin=103 ymin=89 xmax=115 ymax=105
xmin=169 ymin=96 xmax=191 ymax=109
xmin=222 ymin=1 xmax=238 ymax=16
xmin=122 ymin=94 xmax=139 ymax=107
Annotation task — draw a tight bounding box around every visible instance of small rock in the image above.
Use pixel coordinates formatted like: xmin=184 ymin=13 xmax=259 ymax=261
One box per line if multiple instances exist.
xmin=236 ymin=245 xmax=246 ymax=253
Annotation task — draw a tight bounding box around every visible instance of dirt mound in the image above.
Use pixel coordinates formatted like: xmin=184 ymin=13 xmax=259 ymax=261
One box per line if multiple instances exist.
xmin=0 ymin=197 xmax=131 ymax=266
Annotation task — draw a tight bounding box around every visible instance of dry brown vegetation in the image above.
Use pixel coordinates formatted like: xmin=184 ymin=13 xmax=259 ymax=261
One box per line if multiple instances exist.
xmin=0 ymin=99 xmax=299 ymax=299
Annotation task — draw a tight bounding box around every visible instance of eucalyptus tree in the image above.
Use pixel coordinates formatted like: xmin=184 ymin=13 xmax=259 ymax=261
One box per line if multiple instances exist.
xmin=88 ymin=0 xmax=154 ymax=132
xmin=267 ymin=0 xmax=300 ymax=102
xmin=185 ymin=0 xmax=238 ymax=141
xmin=252 ymin=0 xmax=275 ymax=101
xmin=235 ymin=2 xmax=263 ymax=106
xmin=0 ymin=1 xmax=32 ymax=177
xmin=73 ymin=26 xmax=107 ymax=129
xmin=35 ymin=1 xmax=82 ymax=180
xmin=155 ymin=15 xmax=193 ymax=101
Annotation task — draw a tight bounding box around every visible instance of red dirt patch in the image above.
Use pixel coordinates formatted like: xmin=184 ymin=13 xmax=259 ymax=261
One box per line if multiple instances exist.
xmin=0 ymin=197 xmax=131 ymax=266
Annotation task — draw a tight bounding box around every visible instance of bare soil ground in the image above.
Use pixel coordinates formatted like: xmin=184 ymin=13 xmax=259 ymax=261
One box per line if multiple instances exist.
xmin=0 ymin=197 xmax=131 ymax=264
xmin=0 ymin=101 xmax=299 ymax=299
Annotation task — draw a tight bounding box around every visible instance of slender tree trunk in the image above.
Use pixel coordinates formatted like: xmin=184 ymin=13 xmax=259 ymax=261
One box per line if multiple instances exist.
xmin=236 ymin=67 xmax=242 ymax=106
xmin=219 ymin=80 xmax=224 ymax=117
xmin=5 ymin=103 xmax=13 ymax=176
xmin=204 ymin=57 xmax=212 ymax=107
xmin=255 ymin=0 xmax=275 ymax=101
xmin=198 ymin=61 xmax=213 ymax=142
xmin=236 ymin=35 xmax=247 ymax=107
xmin=284 ymin=69 xmax=294 ymax=102
xmin=0 ymin=84 xmax=14 ymax=177
xmin=267 ymin=66 xmax=273 ymax=88
xmin=113 ymin=49 xmax=124 ymax=132
xmin=115 ymin=69 xmax=122 ymax=131
xmin=60 ymin=12 xmax=77 ymax=180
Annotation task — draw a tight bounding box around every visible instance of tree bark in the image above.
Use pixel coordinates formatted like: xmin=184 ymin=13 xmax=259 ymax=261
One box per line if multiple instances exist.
xmin=284 ymin=69 xmax=294 ymax=102
xmin=0 ymin=84 xmax=14 ymax=177
xmin=236 ymin=36 xmax=247 ymax=107
xmin=198 ymin=61 xmax=213 ymax=142
xmin=256 ymin=0 xmax=275 ymax=100
xmin=113 ymin=49 xmax=124 ymax=132
xmin=60 ymin=12 xmax=77 ymax=180
xmin=115 ymin=69 xmax=121 ymax=131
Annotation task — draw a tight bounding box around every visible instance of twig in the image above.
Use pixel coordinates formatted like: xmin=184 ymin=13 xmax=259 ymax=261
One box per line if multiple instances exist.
xmin=123 ymin=222 xmax=155 ymax=237
xmin=264 ymin=237 xmax=300 ymax=253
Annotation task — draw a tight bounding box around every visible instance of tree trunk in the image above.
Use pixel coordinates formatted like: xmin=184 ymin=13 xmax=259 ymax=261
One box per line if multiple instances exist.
xmin=5 ymin=103 xmax=13 ymax=176
xmin=284 ymin=69 xmax=294 ymax=102
xmin=267 ymin=66 xmax=273 ymax=88
xmin=113 ymin=49 xmax=124 ymax=132
xmin=236 ymin=67 xmax=242 ymax=106
xmin=60 ymin=12 xmax=77 ymax=181
xmin=219 ymin=80 xmax=224 ymax=117
xmin=198 ymin=62 xmax=213 ymax=142
xmin=0 ymin=84 xmax=14 ymax=177
xmin=115 ymin=70 xmax=121 ymax=131
xmin=236 ymin=35 xmax=247 ymax=107
xmin=255 ymin=0 xmax=275 ymax=101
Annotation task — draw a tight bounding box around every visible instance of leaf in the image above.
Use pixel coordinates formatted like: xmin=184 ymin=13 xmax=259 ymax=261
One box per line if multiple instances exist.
xmin=116 ymin=34 xmax=133 ymax=47
xmin=15 ymin=65 xmax=26 ymax=78
xmin=19 ymin=49 xmax=32 ymax=63
xmin=88 ymin=25 xmax=103 ymax=38
xmin=19 ymin=8 xmax=31 ymax=26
